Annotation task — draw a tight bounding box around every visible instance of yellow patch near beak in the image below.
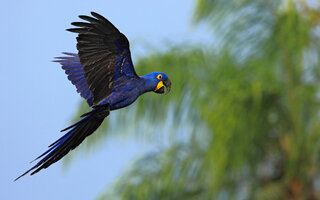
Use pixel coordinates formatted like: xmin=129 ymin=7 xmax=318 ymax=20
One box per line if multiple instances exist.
xmin=154 ymin=81 xmax=164 ymax=91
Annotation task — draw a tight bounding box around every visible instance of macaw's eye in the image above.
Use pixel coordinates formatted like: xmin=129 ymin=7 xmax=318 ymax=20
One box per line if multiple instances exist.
xmin=157 ymin=74 xmax=162 ymax=80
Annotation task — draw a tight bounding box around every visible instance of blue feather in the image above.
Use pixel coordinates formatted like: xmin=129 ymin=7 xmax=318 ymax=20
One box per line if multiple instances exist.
xmin=54 ymin=53 xmax=93 ymax=106
xmin=65 ymin=68 xmax=83 ymax=74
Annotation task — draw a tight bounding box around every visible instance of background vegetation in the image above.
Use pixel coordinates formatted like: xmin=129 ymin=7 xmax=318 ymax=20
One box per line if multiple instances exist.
xmin=69 ymin=0 xmax=320 ymax=199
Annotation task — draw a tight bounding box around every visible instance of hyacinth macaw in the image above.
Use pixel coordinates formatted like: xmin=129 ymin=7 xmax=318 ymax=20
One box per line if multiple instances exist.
xmin=15 ymin=12 xmax=171 ymax=181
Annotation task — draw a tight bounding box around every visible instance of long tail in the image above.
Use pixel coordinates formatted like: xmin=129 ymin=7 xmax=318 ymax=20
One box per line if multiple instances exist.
xmin=15 ymin=105 xmax=110 ymax=181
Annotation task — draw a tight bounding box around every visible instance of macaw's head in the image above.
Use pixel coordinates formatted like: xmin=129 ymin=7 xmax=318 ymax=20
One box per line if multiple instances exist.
xmin=143 ymin=72 xmax=171 ymax=94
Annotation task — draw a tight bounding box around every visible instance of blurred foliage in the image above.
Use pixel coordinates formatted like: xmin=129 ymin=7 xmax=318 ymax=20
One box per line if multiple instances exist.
xmin=67 ymin=0 xmax=320 ymax=199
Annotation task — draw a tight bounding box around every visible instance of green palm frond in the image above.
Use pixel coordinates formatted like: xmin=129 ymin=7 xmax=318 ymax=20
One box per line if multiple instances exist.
xmin=64 ymin=0 xmax=320 ymax=199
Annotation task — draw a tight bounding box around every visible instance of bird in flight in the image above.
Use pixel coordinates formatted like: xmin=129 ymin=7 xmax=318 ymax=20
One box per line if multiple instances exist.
xmin=15 ymin=12 xmax=171 ymax=181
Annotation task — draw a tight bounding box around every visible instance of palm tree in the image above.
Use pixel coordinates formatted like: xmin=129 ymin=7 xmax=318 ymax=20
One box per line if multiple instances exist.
xmin=69 ymin=0 xmax=320 ymax=199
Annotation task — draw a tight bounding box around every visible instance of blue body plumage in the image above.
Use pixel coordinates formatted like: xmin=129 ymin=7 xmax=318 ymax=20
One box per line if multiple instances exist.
xmin=15 ymin=12 xmax=171 ymax=181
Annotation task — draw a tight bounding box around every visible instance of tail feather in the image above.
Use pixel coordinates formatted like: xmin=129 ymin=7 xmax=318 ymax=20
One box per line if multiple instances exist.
xmin=59 ymin=117 xmax=87 ymax=132
xmin=15 ymin=105 xmax=109 ymax=181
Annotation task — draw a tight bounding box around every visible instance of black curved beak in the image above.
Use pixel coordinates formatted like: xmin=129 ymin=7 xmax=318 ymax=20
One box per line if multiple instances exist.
xmin=163 ymin=78 xmax=171 ymax=94
xmin=154 ymin=78 xmax=172 ymax=94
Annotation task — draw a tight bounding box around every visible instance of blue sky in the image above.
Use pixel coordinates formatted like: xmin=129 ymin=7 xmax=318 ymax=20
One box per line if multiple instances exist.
xmin=0 ymin=1 xmax=209 ymax=199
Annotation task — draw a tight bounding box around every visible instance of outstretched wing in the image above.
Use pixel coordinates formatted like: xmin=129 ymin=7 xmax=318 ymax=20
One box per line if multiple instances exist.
xmin=68 ymin=12 xmax=138 ymax=105
xmin=54 ymin=53 xmax=94 ymax=106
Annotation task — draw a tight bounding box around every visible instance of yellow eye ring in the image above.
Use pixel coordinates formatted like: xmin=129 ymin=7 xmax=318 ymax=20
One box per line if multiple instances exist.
xmin=157 ymin=74 xmax=162 ymax=80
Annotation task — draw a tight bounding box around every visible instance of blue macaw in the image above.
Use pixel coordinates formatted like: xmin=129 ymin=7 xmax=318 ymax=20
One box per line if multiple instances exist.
xmin=15 ymin=12 xmax=171 ymax=181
